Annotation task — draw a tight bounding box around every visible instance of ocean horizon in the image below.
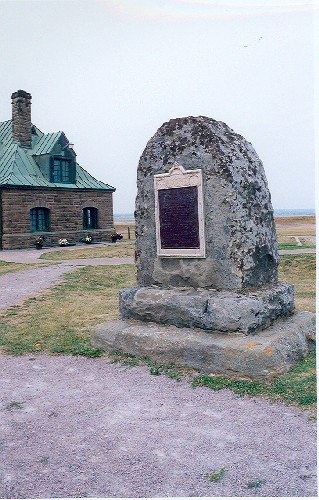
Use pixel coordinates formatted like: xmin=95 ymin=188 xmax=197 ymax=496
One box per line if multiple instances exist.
xmin=114 ymin=208 xmax=315 ymax=222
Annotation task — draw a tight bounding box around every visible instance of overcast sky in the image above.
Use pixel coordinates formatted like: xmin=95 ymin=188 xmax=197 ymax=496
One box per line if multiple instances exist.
xmin=0 ymin=0 xmax=316 ymax=213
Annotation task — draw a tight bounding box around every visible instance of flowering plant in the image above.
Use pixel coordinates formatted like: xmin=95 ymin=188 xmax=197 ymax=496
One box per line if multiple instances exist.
xmin=58 ymin=238 xmax=69 ymax=246
xmin=111 ymin=231 xmax=123 ymax=243
xmin=34 ymin=235 xmax=46 ymax=248
xmin=80 ymin=234 xmax=93 ymax=244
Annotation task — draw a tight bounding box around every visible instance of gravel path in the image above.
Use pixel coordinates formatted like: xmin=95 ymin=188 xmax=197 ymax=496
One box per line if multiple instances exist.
xmin=0 ymin=354 xmax=316 ymax=498
xmin=0 ymin=247 xmax=317 ymax=498
xmin=47 ymin=257 xmax=134 ymax=266
xmin=0 ymin=246 xmax=134 ymax=266
xmin=0 ymin=247 xmax=133 ymax=310
xmin=0 ymin=265 xmax=75 ymax=310
xmin=279 ymin=248 xmax=316 ymax=255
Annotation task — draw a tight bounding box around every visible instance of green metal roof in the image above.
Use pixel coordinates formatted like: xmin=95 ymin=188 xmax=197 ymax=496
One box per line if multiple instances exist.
xmin=0 ymin=120 xmax=115 ymax=191
xmin=32 ymin=131 xmax=64 ymax=155
xmin=0 ymin=120 xmax=14 ymax=144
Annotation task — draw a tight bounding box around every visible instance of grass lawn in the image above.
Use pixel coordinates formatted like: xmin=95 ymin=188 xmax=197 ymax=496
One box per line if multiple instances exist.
xmin=275 ymin=216 xmax=316 ymax=237
xmin=0 ymin=254 xmax=316 ymax=412
xmin=278 ymin=254 xmax=316 ymax=312
xmin=278 ymin=243 xmax=315 ymax=250
xmin=0 ymin=264 xmax=136 ymax=357
xmin=0 ymin=261 xmax=46 ymax=276
xmin=40 ymin=242 xmax=135 ymax=260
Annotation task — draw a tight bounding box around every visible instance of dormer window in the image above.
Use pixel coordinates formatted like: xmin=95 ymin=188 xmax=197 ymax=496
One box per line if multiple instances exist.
xmin=51 ymin=157 xmax=74 ymax=183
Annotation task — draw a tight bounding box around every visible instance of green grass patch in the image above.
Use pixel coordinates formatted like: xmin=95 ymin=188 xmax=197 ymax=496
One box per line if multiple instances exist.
xmin=109 ymin=351 xmax=183 ymax=380
xmin=245 ymin=480 xmax=264 ymax=489
xmin=278 ymin=254 xmax=316 ymax=312
xmin=278 ymin=243 xmax=315 ymax=250
xmin=192 ymin=349 xmax=316 ymax=410
xmin=192 ymin=375 xmax=264 ymax=396
xmin=39 ymin=243 xmax=134 ymax=260
xmin=0 ymin=261 xmax=47 ymax=276
xmin=206 ymin=467 xmax=226 ymax=482
xmin=280 ymin=254 xmax=316 ymax=274
xmin=0 ymin=264 xmax=136 ymax=356
xmin=5 ymin=401 xmax=25 ymax=411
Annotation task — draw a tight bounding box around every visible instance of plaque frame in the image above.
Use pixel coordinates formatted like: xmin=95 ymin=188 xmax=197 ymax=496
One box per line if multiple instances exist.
xmin=154 ymin=162 xmax=206 ymax=258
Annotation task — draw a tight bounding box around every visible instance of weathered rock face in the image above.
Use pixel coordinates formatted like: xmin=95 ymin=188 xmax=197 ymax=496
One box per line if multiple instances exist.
xmin=120 ymin=283 xmax=295 ymax=334
xmin=135 ymin=116 xmax=278 ymax=290
xmin=93 ymin=116 xmax=315 ymax=379
xmin=92 ymin=312 xmax=315 ymax=380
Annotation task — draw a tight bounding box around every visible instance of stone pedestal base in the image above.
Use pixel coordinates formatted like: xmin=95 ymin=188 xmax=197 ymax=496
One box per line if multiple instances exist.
xmin=120 ymin=282 xmax=294 ymax=334
xmin=92 ymin=312 xmax=315 ymax=380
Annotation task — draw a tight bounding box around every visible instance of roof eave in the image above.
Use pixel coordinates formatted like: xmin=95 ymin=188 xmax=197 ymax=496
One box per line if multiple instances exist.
xmin=0 ymin=183 xmax=115 ymax=191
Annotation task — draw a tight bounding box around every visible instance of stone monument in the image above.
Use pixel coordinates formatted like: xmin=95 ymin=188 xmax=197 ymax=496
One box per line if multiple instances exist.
xmin=92 ymin=116 xmax=315 ymax=379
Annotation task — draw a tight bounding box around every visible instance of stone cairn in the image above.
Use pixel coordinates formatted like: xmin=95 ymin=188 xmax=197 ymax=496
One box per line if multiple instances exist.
xmin=93 ymin=116 xmax=315 ymax=379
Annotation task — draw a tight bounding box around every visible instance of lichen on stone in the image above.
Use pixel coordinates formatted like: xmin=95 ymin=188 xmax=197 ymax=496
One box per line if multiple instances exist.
xmin=136 ymin=115 xmax=278 ymax=291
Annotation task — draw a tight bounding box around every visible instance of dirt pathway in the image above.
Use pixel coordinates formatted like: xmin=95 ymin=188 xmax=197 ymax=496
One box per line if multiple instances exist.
xmin=0 ymin=245 xmax=316 ymax=497
xmin=0 ymin=353 xmax=316 ymax=498
xmin=0 ymin=265 xmax=75 ymax=310
xmin=0 ymin=247 xmax=134 ymax=310
xmin=0 ymin=245 xmax=134 ymax=266
xmin=0 ymin=243 xmax=315 ymax=267
xmin=279 ymin=248 xmax=316 ymax=255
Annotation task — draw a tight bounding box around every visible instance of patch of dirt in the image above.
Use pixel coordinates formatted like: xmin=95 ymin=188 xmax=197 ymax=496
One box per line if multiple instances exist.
xmin=0 ymin=265 xmax=75 ymax=310
xmin=275 ymin=216 xmax=316 ymax=237
xmin=0 ymin=354 xmax=316 ymax=498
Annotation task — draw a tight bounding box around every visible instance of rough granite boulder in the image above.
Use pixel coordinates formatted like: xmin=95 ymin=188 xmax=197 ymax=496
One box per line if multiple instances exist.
xmin=135 ymin=116 xmax=278 ymax=291
xmin=92 ymin=116 xmax=316 ymax=379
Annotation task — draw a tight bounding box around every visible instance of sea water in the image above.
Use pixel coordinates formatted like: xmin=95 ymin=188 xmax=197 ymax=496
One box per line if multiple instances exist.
xmin=274 ymin=209 xmax=315 ymax=217
xmin=114 ymin=209 xmax=315 ymax=222
xmin=114 ymin=213 xmax=135 ymax=223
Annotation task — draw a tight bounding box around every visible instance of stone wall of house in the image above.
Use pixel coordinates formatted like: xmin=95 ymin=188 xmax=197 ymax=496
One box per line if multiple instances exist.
xmin=0 ymin=187 xmax=114 ymax=249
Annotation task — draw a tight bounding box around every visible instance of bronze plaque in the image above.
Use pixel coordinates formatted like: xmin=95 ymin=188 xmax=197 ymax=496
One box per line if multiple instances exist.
xmin=158 ymin=186 xmax=200 ymax=249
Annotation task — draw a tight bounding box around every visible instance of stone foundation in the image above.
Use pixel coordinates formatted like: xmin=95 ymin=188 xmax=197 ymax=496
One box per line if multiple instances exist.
xmin=92 ymin=312 xmax=315 ymax=380
xmin=2 ymin=229 xmax=113 ymax=249
xmin=120 ymin=282 xmax=295 ymax=334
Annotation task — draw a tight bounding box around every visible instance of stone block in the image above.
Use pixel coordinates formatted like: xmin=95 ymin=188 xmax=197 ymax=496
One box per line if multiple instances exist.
xmin=92 ymin=312 xmax=315 ymax=380
xmin=120 ymin=282 xmax=295 ymax=334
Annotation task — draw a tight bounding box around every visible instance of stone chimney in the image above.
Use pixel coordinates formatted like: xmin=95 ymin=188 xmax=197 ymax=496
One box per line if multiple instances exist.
xmin=11 ymin=90 xmax=32 ymax=147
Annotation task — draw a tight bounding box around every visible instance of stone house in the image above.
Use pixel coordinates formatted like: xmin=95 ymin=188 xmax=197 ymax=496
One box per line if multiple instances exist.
xmin=0 ymin=90 xmax=115 ymax=249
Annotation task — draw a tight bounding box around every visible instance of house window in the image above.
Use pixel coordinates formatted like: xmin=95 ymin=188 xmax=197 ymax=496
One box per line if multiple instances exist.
xmin=52 ymin=158 xmax=72 ymax=183
xmin=83 ymin=207 xmax=98 ymax=229
xmin=30 ymin=207 xmax=50 ymax=232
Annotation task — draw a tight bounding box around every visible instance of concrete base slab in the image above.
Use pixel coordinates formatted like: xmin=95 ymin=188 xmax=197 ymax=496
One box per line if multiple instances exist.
xmin=92 ymin=312 xmax=315 ymax=380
